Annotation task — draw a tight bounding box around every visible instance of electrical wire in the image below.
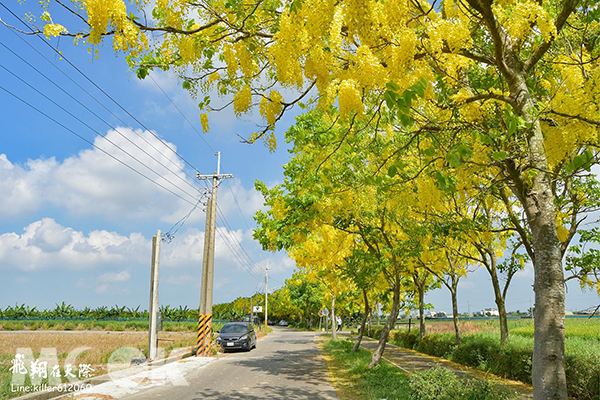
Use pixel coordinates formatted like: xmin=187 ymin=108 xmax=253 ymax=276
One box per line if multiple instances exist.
xmin=0 ymin=3 xmax=207 ymax=180
xmin=0 ymin=41 xmax=204 ymax=197
xmin=0 ymin=83 xmax=201 ymax=207
xmin=0 ymin=62 xmax=201 ymax=205
xmin=213 ymin=225 xmax=264 ymax=282
xmin=216 ymin=205 xmax=261 ymax=269
xmin=162 ymin=198 xmax=207 ymax=243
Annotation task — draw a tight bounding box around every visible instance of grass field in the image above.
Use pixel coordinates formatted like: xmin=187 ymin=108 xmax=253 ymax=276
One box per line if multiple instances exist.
xmin=0 ymin=320 xmax=231 ymax=400
xmin=0 ymin=319 xmax=199 ymax=332
xmin=400 ymin=316 xmax=600 ymax=339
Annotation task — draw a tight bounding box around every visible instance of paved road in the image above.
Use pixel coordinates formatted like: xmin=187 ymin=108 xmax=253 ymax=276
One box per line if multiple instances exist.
xmin=72 ymin=327 xmax=338 ymax=400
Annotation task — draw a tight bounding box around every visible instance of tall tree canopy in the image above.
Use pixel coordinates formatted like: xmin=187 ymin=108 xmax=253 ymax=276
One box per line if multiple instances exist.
xmin=23 ymin=0 xmax=600 ymax=398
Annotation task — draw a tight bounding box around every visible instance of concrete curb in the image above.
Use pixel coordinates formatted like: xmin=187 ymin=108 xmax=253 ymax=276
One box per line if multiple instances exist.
xmin=12 ymin=349 xmax=195 ymax=400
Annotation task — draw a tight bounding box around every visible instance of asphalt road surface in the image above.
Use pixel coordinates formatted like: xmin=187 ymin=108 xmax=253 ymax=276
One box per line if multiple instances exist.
xmin=108 ymin=327 xmax=338 ymax=400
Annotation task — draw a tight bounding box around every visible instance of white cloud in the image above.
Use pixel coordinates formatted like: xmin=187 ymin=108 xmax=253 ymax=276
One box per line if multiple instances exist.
xmin=99 ymin=271 xmax=131 ymax=282
xmin=0 ymin=154 xmax=52 ymax=217
xmin=0 ymin=218 xmax=148 ymax=271
xmin=0 ymin=128 xmax=204 ymax=223
xmin=94 ymin=284 xmax=109 ymax=294
xmin=164 ymin=274 xmax=200 ymax=286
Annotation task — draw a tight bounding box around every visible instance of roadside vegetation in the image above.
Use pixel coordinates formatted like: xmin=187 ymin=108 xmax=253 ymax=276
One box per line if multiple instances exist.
xmin=366 ymin=318 xmax=600 ymax=400
xmin=319 ymin=338 xmax=515 ymax=400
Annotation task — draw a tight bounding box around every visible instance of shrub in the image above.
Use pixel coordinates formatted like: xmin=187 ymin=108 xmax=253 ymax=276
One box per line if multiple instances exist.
xmin=376 ymin=329 xmax=600 ymax=399
xmin=408 ymin=368 xmax=515 ymax=400
xmin=414 ymin=333 xmax=455 ymax=358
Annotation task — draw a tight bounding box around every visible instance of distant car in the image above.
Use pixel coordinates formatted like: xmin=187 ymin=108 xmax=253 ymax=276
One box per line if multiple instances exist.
xmin=267 ymin=319 xmax=276 ymax=326
xmin=216 ymin=322 xmax=257 ymax=352
xmin=278 ymin=320 xmax=288 ymax=326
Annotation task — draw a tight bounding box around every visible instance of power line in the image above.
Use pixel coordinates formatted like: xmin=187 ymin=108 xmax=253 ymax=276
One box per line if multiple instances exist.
xmin=0 ymin=3 xmax=206 ymax=179
xmin=0 ymin=83 xmax=201 ymax=207
xmin=213 ymin=224 xmax=263 ymax=282
xmin=148 ymin=73 xmax=215 ymax=155
xmin=162 ymin=198 xmax=207 ymax=243
xmin=216 ymin=204 xmax=261 ymax=269
xmin=0 ymin=41 xmax=204 ymax=197
xmin=0 ymin=61 xmax=201 ymax=205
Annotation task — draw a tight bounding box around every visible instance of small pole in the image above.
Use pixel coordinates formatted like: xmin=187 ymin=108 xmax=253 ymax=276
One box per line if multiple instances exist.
xmin=148 ymin=230 xmax=161 ymax=360
xmin=265 ymin=264 xmax=269 ymax=331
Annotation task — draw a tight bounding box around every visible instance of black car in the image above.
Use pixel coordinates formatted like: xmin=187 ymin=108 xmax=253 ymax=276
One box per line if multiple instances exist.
xmin=216 ymin=322 xmax=257 ymax=352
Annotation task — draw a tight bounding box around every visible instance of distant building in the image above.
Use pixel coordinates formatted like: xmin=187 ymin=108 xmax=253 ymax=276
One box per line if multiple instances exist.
xmin=477 ymin=308 xmax=499 ymax=317
xmin=424 ymin=311 xmax=448 ymax=319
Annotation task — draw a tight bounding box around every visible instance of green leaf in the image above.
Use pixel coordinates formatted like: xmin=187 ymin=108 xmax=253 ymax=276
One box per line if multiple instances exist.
xmin=384 ymin=90 xmax=397 ymax=110
xmin=290 ymin=0 xmax=303 ymax=13
xmin=446 ymin=152 xmax=462 ymax=168
xmin=388 ymin=165 xmax=397 ymax=178
xmin=182 ymin=81 xmax=191 ymax=90
xmin=386 ymin=82 xmax=401 ymax=92
xmin=399 ymin=113 xmax=414 ymax=127
xmin=402 ymin=90 xmax=414 ymax=109
xmin=479 ymin=133 xmax=493 ymax=145
xmin=492 ymin=151 xmax=507 ymax=161
xmin=455 ymin=144 xmax=473 ymax=159
xmin=136 ymin=67 xmax=149 ymax=80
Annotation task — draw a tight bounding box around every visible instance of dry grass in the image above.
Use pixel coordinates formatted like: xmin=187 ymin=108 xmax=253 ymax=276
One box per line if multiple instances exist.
xmin=423 ymin=321 xmax=496 ymax=335
xmin=0 ymin=331 xmax=195 ymax=378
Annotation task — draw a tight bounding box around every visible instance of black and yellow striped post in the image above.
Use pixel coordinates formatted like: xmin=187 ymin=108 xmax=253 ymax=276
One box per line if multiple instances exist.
xmin=196 ymin=314 xmax=212 ymax=357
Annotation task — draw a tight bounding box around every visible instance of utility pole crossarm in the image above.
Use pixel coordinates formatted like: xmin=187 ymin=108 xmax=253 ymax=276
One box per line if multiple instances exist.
xmin=196 ymin=173 xmax=235 ymax=180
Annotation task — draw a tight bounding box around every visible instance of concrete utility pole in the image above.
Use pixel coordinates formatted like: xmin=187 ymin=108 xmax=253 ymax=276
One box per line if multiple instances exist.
xmin=264 ymin=264 xmax=269 ymax=332
xmin=196 ymin=152 xmax=234 ymax=357
xmin=148 ymin=230 xmax=161 ymax=361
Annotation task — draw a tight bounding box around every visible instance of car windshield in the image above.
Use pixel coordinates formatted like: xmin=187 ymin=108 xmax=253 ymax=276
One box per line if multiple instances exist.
xmin=221 ymin=323 xmax=248 ymax=333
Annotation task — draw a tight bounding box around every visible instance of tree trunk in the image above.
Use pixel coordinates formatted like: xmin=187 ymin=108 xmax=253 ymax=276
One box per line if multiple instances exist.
xmin=507 ymin=73 xmax=567 ymax=399
xmin=353 ymin=288 xmax=370 ymax=352
xmin=369 ymin=284 xmax=401 ymax=368
xmin=526 ymin=186 xmax=567 ymax=400
xmin=450 ymin=286 xmax=462 ymax=346
xmin=497 ymin=298 xmax=508 ymax=344
xmin=418 ymin=281 xmax=426 ymax=339
xmin=331 ymin=295 xmax=337 ymax=341
xmin=487 ymin=258 xmax=510 ymax=344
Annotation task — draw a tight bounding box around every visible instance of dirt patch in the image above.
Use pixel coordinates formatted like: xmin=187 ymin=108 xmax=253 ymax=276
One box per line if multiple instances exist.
xmin=0 ymin=331 xmax=195 ymax=377
xmin=424 ymin=321 xmax=496 ymax=335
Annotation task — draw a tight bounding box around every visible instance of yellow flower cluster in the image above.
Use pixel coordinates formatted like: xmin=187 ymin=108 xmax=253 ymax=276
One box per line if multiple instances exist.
xmin=234 ymin=42 xmax=258 ymax=78
xmin=259 ymin=91 xmax=284 ymax=126
xmin=338 ymin=79 xmax=363 ymax=118
xmin=270 ymin=12 xmax=306 ymax=89
xmin=223 ymin=44 xmax=237 ymax=79
xmin=81 ymin=0 xmax=147 ymax=54
xmin=200 ymin=113 xmax=209 ymax=133
xmin=493 ymin=0 xmax=556 ymax=43
xmin=233 ymin=85 xmax=252 ymax=116
xmin=178 ymin=36 xmax=197 ymax=63
xmin=43 ymin=23 xmax=67 ymax=39
xmin=351 ymin=45 xmax=388 ymax=90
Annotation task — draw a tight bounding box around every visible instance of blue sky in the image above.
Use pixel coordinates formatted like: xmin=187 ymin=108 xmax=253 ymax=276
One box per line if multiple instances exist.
xmin=0 ymin=1 xmax=598 ymax=315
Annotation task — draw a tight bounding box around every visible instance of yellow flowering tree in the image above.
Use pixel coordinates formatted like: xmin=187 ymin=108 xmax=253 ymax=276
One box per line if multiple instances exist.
xmin=30 ymin=0 xmax=600 ymax=396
